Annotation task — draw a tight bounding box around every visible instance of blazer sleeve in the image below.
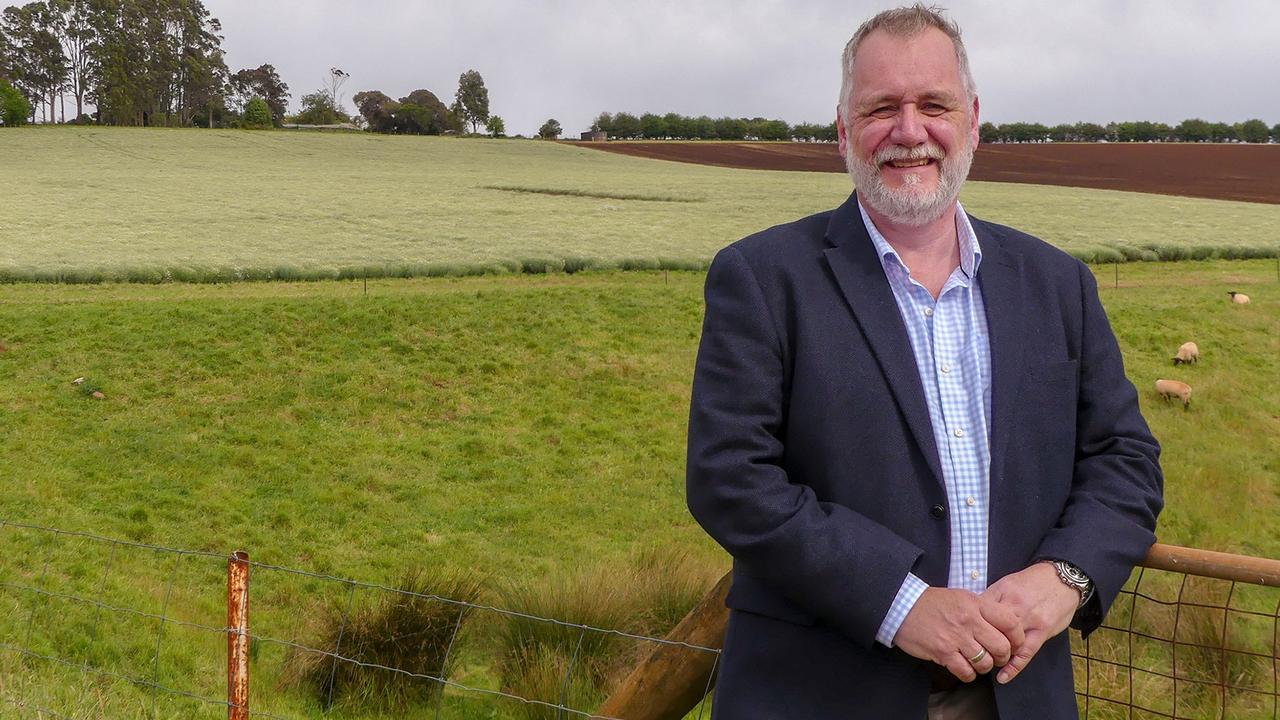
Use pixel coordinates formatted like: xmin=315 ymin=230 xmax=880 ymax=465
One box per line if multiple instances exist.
xmin=686 ymin=245 xmax=924 ymax=646
xmin=1033 ymin=261 xmax=1164 ymax=635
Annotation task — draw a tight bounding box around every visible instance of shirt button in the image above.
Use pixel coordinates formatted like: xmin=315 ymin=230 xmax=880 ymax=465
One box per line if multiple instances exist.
xmin=953 ymin=428 xmax=965 ymax=438
xmin=966 ymin=496 xmax=976 ymax=506
xmin=970 ymin=570 xmax=980 ymax=580
xmin=941 ymin=364 xmax=951 ymax=374
xmin=924 ymin=307 xmax=934 ymax=317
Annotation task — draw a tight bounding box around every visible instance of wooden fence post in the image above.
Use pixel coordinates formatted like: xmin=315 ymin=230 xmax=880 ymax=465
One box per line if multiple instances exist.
xmin=597 ymin=571 xmax=731 ymax=720
xmin=598 ymin=545 xmax=1280 ymax=719
xmin=227 ymin=551 xmax=250 ymax=720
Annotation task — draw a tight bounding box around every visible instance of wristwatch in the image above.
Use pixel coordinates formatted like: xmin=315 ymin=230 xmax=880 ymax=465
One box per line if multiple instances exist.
xmin=1048 ymin=559 xmax=1094 ymax=609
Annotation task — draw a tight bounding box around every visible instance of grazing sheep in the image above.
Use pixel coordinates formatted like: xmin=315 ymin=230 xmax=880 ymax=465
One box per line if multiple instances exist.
xmin=1155 ymin=379 xmax=1192 ymax=409
xmin=1228 ymin=291 xmax=1251 ymax=304
xmin=1172 ymin=342 xmax=1200 ymax=366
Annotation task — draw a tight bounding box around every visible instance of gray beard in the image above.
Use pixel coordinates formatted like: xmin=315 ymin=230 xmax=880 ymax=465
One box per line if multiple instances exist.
xmin=844 ymin=139 xmax=975 ymax=227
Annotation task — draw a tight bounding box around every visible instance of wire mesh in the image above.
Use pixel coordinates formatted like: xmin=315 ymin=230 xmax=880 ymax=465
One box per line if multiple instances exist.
xmin=1072 ymin=565 xmax=1280 ymax=719
xmin=0 ymin=520 xmax=721 ymax=719
xmin=11 ymin=516 xmax=1272 ymax=719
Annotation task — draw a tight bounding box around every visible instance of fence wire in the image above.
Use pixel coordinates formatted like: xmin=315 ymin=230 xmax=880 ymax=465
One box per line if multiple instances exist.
xmin=6 ymin=517 xmax=1274 ymax=719
xmin=1072 ymin=566 xmax=1280 ymax=719
xmin=0 ymin=519 xmax=720 ymax=720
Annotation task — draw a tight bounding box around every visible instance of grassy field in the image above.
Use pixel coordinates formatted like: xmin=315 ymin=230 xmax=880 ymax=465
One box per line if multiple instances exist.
xmin=3 ymin=127 xmax=1280 ymax=284
xmin=1 ymin=127 xmax=1277 ymax=717
xmin=0 ymin=260 xmax=1275 ymax=718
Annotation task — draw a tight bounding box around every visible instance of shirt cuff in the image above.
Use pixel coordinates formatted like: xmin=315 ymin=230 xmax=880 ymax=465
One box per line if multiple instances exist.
xmin=875 ymin=572 xmax=929 ymax=647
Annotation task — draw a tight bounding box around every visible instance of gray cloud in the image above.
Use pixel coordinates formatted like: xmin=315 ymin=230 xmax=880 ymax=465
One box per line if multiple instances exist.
xmin=211 ymin=0 xmax=1280 ymax=136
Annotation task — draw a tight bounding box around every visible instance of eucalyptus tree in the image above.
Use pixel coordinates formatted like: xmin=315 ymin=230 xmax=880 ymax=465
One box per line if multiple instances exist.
xmin=1 ymin=2 xmax=66 ymax=122
xmin=453 ymin=69 xmax=488 ymax=134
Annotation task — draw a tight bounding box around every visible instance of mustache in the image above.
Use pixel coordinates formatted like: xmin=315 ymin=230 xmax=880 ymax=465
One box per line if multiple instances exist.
xmin=875 ymin=143 xmax=946 ymax=164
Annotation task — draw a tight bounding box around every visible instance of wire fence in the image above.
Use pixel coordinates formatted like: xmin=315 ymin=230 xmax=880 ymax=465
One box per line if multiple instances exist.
xmin=2 ymin=517 xmax=1277 ymax=719
xmin=0 ymin=519 xmax=720 ymax=720
xmin=1072 ymin=563 xmax=1280 ymax=719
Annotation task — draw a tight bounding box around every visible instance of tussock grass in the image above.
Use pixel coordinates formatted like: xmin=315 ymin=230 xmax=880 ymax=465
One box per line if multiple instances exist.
xmin=497 ymin=646 xmax=607 ymax=720
xmin=282 ymin=568 xmax=484 ymax=712
xmin=493 ymin=547 xmax=722 ymax=718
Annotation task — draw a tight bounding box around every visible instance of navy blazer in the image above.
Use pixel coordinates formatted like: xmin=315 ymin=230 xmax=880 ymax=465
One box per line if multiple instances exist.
xmin=686 ymin=192 xmax=1163 ymax=719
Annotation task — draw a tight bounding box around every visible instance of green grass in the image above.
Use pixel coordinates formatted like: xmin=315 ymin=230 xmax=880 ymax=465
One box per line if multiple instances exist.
xmin=2 ymin=127 xmax=1278 ymax=284
xmin=0 ymin=261 xmax=1275 ymax=718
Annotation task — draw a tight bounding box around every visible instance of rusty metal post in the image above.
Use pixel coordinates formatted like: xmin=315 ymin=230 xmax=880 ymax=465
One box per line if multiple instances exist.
xmin=227 ymin=551 xmax=250 ymax=720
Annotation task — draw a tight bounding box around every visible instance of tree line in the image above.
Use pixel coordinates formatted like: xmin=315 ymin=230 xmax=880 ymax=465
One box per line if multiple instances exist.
xmin=0 ymin=0 xmax=511 ymax=136
xmin=1 ymin=0 xmax=229 ymax=126
xmin=590 ymin=112 xmax=837 ymax=142
xmin=981 ymin=119 xmax=1280 ymax=144
xmin=4 ymin=2 xmax=1277 ymax=144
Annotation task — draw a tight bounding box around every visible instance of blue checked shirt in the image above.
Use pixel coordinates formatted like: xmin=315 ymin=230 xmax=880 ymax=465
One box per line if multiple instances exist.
xmin=859 ymin=201 xmax=995 ymax=648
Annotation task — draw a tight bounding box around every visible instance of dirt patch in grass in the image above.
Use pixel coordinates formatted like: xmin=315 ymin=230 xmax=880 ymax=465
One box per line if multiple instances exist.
xmin=576 ymin=141 xmax=1280 ymax=205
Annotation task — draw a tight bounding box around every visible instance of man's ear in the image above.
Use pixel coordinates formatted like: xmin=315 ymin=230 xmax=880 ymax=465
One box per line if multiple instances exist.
xmin=836 ymin=108 xmax=848 ymax=157
xmin=970 ymin=95 xmax=981 ymax=146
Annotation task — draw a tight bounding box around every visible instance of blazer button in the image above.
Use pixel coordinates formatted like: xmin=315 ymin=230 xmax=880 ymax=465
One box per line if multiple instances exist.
xmin=930 ymin=504 xmax=946 ymax=520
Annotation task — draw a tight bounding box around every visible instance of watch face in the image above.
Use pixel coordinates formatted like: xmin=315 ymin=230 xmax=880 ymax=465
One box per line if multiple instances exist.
xmin=1057 ymin=561 xmax=1089 ymax=585
xmin=1053 ymin=561 xmax=1092 ymax=608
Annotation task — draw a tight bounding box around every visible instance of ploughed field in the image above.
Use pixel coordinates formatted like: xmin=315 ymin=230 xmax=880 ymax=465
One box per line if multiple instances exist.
xmin=580 ymin=141 xmax=1280 ymax=205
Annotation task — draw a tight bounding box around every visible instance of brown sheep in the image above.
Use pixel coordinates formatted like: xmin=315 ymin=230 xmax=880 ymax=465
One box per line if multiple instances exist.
xmin=1228 ymin=291 xmax=1251 ymax=304
xmin=1172 ymin=341 xmax=1199 ymax=366
xmin=1155 ymin=379 xmax=1192 ymax=409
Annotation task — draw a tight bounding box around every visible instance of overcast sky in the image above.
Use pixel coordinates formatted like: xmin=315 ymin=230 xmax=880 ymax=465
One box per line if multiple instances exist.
xmin=209 ymin=0 xmax=1280 ymax=137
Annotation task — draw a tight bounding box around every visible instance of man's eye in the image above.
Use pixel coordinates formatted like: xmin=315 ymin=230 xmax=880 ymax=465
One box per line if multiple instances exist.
xmin=870 ymin=107 xmax=896 ymax=118
xmin=921 ymin=104 xmax=948 ymax=116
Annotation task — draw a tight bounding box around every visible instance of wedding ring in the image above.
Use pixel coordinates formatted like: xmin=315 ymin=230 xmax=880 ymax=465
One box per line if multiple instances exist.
xmin=967 ymin=648 xmax=987 ymax=665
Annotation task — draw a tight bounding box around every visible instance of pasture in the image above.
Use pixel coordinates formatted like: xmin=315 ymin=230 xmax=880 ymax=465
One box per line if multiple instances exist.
xmin=3 ymin=128 xmax=1280 ymax=284
xmin=0 ymin=128 xmax=1277 ymax=717
xmin=0 ymin=261 xmax=1276 ymax=718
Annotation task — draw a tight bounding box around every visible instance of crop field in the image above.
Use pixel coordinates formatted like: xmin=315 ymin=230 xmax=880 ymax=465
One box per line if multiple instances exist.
xmin=2 ymin=128 xmax=1280 ymax=285
xmin=1 ymin=128 xmax=1277 ymax=717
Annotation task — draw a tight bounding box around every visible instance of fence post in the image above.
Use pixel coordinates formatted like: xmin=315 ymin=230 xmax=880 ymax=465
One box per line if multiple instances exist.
xmin=227 ymin=551 xmax=251 ymax=720
xmin=599 ymin=545 xmax=1280 ymax=719
xmin=597 ymin=571 xmax=731 ymax=720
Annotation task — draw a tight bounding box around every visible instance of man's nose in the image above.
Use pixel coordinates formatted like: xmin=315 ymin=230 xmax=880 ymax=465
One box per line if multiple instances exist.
xmin=888 ymin=104 xmax=927 ymax=146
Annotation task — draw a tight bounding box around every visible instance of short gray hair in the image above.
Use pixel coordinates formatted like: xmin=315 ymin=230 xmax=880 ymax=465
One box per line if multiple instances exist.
xmin=837 ymin=4 xmax=976 ymax=123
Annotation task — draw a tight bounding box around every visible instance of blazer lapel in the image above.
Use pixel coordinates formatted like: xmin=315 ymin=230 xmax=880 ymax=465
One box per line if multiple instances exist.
xmin=822 ymin=193 xmax=944 ymax=490
xmin=972 ymin=219 xmax=1026 ymax=505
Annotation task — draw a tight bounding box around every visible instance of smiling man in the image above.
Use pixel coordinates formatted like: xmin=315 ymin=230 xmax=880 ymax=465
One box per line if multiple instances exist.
xmin=686 ymin=5 xmax=1163 ymax=719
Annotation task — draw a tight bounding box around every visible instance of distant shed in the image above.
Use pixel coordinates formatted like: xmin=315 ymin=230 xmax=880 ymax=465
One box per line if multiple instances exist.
xmin=580 ymin=130 xmax=607 ymax=141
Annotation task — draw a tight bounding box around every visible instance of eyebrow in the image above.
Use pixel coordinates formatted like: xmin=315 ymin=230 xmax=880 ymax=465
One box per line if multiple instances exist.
xmin=857 ymin=90 xmax=962 ymax=109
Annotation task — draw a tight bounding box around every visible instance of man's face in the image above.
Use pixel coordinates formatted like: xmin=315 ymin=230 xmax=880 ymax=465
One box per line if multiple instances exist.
xmin=837 ymin=27 xmax=979 ymax=227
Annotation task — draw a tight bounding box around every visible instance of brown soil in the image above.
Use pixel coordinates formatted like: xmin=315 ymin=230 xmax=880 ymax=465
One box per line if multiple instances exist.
xmin=578 ymin=141 xmax=1280 ymax=205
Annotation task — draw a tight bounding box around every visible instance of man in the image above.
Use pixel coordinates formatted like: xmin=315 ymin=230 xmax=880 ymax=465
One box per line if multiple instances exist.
xmin=686 ymin=5 xmax=1163 ymax=719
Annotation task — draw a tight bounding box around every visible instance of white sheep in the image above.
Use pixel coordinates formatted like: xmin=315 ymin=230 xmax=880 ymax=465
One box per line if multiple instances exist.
xmin=1172 ymin=342 xmax=1199 ymax=366
xmin=1155 ymin=379 xmax=1192 ymax=409
xmin=1228 ymin=291 xmax=1251 ymax=305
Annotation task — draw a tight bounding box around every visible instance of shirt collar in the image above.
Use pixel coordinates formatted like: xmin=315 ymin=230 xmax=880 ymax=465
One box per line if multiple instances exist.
xmin=857 ymin=199 xmax=983 ymax=281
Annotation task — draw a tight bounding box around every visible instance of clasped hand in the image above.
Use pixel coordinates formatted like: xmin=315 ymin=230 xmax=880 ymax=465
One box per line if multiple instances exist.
xmin=892 ymin=563 xmax=1079 ymax=685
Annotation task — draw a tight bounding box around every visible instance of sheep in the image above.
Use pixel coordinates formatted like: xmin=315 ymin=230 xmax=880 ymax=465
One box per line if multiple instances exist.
xmin=1155 ymin=379 xmax=1192 ymax=409
xmin=1172 ymin=341 xmax=1200 ymax=366
xmin=1228 ymin=291 xmax=1251 ymax=304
